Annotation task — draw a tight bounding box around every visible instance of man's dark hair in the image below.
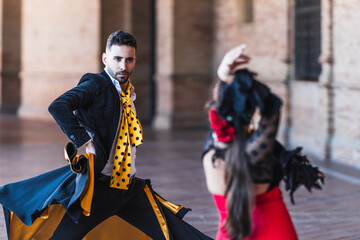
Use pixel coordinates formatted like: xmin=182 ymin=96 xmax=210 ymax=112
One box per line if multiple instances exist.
xmin=106 ymin=30 xmax=137 ymax=51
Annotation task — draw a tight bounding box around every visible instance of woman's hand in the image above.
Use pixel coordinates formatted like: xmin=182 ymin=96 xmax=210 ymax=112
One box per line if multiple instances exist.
xmin=217 ymin=44 xmax=250 ymax=83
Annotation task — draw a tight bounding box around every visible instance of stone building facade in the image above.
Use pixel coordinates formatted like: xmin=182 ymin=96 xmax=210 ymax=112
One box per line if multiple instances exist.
xmin=0 ymin=0 xmax=359 ymax=168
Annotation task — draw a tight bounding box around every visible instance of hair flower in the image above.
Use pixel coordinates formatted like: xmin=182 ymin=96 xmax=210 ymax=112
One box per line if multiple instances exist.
xmin=209 ymin=109 xmax=236 ymax=143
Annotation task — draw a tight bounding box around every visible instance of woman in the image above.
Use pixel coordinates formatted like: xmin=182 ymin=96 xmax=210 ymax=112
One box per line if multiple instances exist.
xmin=202 ymin=45 xmax=324 ymax=240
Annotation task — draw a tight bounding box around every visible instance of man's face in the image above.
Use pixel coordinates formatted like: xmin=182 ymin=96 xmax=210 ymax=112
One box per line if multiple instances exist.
xmin=102 ymin=45 xmax=136 ymax=84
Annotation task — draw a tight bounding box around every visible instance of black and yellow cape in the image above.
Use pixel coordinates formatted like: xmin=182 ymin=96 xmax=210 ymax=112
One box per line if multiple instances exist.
xmin=0 ymin=143 xmax=213 ymax=240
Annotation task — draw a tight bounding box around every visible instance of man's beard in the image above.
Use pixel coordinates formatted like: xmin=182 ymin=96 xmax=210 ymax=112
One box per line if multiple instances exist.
xmin=115 ymin=71 xmax=132 ymax=84
xmin=108 ymin=68 xmax=131 ymax=84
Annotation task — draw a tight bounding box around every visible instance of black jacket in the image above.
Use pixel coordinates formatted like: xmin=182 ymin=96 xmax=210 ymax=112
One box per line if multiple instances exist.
xmin=48 ymin=70 xmax=121 ymax=175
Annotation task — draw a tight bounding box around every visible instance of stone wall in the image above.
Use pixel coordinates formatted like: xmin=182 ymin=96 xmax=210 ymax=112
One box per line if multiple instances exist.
xmin=14 ymin=0 xmax=154 ymax=123
xmin=1 ymin=0 xmax=360 ymax=168
xmin=213 ymin=0 xmax=360 ymax=168
xmin=213 ymin=0 xmax=290 ymax=141
xmin=330 ymin=0 xmax=360 ymax=167
xmin=153 ymin=0 xmax=213 ymax=129
xmin=0 ymin=0 xmax=21 ymax=114
xmin=18 ymin=0 xmax=101 ymax=119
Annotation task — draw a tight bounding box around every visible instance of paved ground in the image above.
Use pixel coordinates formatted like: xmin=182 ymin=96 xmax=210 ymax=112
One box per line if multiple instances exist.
xmin=1 ymin=115 xmax=360 ymax=239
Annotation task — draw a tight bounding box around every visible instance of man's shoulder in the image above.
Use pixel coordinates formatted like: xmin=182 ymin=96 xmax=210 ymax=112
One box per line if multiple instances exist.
xmin=78 ymin=72 xmax=109 ymax=86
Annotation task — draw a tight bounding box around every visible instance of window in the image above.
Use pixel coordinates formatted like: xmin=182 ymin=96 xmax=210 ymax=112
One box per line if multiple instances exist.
xmin=295 ymin=0 xmax=321 ymax=81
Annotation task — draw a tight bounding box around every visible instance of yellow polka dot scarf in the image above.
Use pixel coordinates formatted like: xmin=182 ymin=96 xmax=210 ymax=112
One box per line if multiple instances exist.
xmin=111 ymin=80 xmax=143 ymax=189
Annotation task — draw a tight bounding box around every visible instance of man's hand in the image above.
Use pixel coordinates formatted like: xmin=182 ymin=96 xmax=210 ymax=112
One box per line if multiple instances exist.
xmin=85 ymin=140 xmax=96 ymax=154
xmin=217 ymin=44 xmax=250 ymax=83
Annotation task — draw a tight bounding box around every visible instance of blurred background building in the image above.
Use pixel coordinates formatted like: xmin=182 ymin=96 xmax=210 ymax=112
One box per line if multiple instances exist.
xmin=0 ymin=0 xmax=359 ymax=168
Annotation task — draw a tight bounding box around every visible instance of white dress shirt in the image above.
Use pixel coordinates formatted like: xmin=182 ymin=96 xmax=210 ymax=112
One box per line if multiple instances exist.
xmin=100 ymin=69 xmax=137 ymax=177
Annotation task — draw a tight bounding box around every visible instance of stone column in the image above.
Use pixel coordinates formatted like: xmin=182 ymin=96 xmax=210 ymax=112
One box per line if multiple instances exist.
xmin=0 ymin=0 xmax=21 ymax=114
xmin=129 ymin=0 xmax=155 ymax=124
xmin=18 ymin=0 xmax=101 ymax=119
xmin=100 ymin=0 xmax=154 ymax=124
xmin=324 ymin=0 xmax=360 ymax=166
xmin=154 ymin=0 xmax=214 ymax=129
xmin=100 ymin=0 xmax=129 ymax=52
xmin=319 ymin=0 xmax=334 ymax=161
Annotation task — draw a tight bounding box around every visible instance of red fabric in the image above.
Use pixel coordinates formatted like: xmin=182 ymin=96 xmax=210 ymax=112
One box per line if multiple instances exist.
xmin=212 ymin=194 xmax=229 ymax=240
xmin=208 ymin=109 xmax=236 ymax=143
xmin=212 ymin=186 xmax=298 ymax=240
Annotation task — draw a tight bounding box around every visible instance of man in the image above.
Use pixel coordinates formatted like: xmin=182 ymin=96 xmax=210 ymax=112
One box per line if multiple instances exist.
xmin=0 ymin=30 xmax=212 ymax=240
